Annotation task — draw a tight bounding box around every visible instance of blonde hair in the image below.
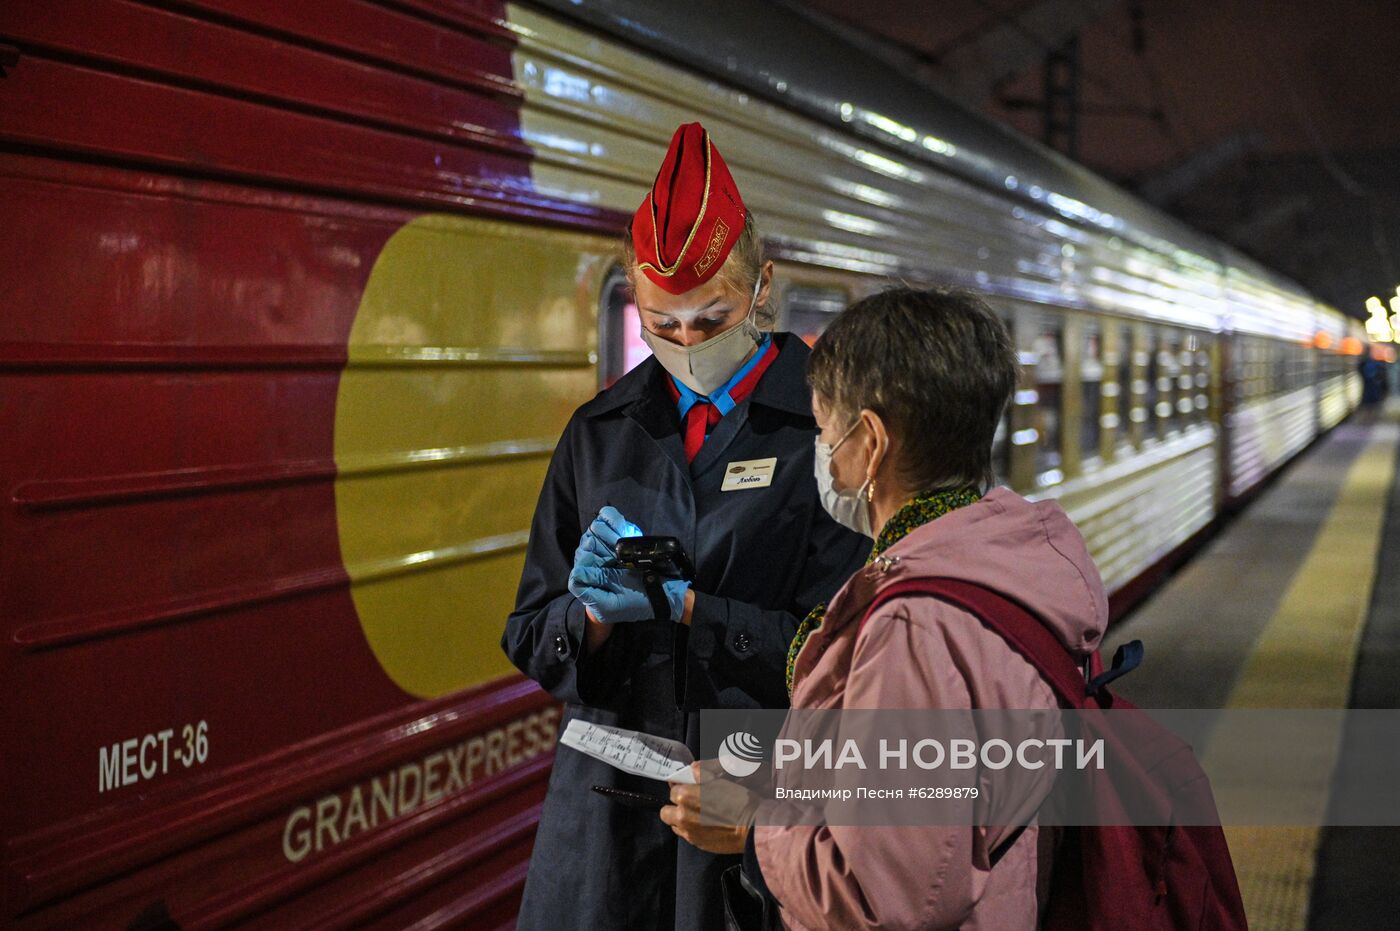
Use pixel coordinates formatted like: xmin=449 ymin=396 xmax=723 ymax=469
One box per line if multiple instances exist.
xmin=622 ymin=212 xmax=777 ymax=327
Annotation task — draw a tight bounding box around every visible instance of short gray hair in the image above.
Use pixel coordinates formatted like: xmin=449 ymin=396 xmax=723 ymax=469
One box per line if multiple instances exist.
xmin=807 ymin=287 xmax=1018 ymax=491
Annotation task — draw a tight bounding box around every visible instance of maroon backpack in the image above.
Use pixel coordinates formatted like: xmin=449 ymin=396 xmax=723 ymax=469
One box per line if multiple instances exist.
xmin=863 ymin=577 xmax=1248 ymax=931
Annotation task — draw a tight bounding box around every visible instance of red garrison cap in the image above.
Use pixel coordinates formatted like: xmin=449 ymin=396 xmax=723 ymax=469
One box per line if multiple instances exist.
xmin=631 ymin=122 xmax=747 ymax=295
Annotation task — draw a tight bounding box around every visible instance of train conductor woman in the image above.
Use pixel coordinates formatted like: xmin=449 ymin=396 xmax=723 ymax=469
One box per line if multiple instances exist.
xmin=502 ymin=123 xmax=870 ymax=930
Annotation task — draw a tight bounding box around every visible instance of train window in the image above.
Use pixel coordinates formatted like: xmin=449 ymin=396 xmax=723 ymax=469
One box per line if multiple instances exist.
xmin=1162 ymin=331 xmax=1182 ymax=435
xmin=1033 ymin=315 xmax=1064 ymax=481
xmin=1183 ymin=335 xmax=1204 ymax=422
xmin=1119 ymin=324 xmax=1138 ymax=444
xmin=1175 ymin=334 xmax=1195 ymax=426
xmin=1239 ymin=339 xmax=1250 ymax=401
xmin=1252 ymin=338 xmax=1266 ymax=401
xmin=1239 ymin=338 xmax=1250 ymax=401
xmin=598 ymin=266 xmax=650 ymax=389
xmin=1144 ymin=330 xmax=1162 ymax=439
xmin=991 ymin=311 xmax=1015 ymax=486
xmin=991 ymin=413 xmax=1010 ymax=487
xmin=782 ymin=285 xmax=848 ymax=346
xmin=1248 ymin=340 xmax=1260 ymax=400
xmin=1081 ymin=323 xmax=1103 ymax=461
xmin=1195 ymin=344 xmax=1211 ymax=419
xmin=1249 ymin=338 xmax=1266 ymax=400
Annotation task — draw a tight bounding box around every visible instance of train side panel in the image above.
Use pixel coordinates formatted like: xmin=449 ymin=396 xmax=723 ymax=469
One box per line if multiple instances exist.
xmin=0 ymin=1 xmax=614 ymax=925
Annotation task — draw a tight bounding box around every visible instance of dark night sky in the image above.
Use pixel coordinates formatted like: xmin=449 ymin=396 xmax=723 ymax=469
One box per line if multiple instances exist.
xmin=798 ymin=0 xmax=1400 ymax=315
xmin=993 ymin=0 xmax=1400 ymax=175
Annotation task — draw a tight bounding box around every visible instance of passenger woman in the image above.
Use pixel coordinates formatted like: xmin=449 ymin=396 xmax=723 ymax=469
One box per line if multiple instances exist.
xmin=667 ymin=287 xmax=1111 ymax=929
xmin=502 ymin=123 xmax=869 ymax=931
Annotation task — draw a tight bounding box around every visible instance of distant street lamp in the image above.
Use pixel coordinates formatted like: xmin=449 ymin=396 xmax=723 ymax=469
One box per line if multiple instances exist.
xmin=1364 ymin=296 xmax=1394 ymax=342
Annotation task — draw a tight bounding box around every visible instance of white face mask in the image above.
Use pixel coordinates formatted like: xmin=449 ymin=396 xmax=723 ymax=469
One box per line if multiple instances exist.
xmin=640 ymin=275 xmax=763 ymax=395
xmin=814 ymin=418 xmax=875 ymax=538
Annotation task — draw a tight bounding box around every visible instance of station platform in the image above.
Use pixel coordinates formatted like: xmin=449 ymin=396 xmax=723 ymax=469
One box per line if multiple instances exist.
xmin=1104 ymin=398 xmax=1400 ymax=930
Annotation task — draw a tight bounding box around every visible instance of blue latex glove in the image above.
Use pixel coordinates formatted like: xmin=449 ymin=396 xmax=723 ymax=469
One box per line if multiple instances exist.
xmin=568 ymin=565 xmax=689 ymax=624
xmin=572 ymin=505 xmax=642 ymax=573
xmin=569 ymin=506 xmax=689 ymax=623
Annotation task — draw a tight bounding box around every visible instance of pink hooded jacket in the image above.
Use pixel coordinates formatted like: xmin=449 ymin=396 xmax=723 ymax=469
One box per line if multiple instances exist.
xmin=754 ymin=486 xmax=1109 ymax=931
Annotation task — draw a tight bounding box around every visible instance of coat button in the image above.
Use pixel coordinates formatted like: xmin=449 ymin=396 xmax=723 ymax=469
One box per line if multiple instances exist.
xmin=733 ymin=632 xmax=751 ymax=653
xmin=554 ymin=634 xmax=569 ymax=656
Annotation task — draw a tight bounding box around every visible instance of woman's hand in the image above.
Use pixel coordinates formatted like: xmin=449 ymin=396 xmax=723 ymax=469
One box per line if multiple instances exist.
xmin=661 ymin=761 xmax=760 ymax=854
xmin=571 ymin=507 xmax=632 ymax=577
xmin=568 ymin=506 xmax=690 ymax=624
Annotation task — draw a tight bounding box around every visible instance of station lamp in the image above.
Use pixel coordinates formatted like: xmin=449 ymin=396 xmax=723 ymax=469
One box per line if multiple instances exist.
xmin=1365 ymin=295 xmax=1394 ymax=342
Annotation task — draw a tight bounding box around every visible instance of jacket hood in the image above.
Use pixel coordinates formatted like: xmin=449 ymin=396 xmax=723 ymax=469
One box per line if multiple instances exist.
xmin=876 ymin=486 xmax=1109 ymax=654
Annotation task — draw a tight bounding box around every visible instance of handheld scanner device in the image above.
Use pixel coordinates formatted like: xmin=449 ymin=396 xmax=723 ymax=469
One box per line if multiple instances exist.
xmin=613 ymin=536 xmax=695 ymax=621
xmin=614 ymin=535 xmax=695 ymax=581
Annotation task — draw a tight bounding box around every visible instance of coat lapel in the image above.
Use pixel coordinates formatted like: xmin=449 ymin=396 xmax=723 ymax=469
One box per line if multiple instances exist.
xmin=623 ymin=391 xmax=691 ymax=482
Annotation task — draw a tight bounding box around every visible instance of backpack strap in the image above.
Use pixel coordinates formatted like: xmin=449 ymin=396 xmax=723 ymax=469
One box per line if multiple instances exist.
xmin=860 ymin=577 xmax=1092 ymax=709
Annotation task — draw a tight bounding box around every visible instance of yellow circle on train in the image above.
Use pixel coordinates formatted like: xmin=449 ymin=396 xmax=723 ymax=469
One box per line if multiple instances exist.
xmin=334 ymin=214 xmax=610 ymax=698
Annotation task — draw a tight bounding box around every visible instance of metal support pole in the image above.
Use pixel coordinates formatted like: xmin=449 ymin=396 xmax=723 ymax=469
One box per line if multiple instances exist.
xmin=1043 ymin=36 xmax=1080 ymax=158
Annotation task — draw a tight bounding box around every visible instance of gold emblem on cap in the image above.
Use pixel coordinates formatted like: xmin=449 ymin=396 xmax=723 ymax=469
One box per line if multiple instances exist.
xmin=693 ymin=217 xmax=730 ymax=277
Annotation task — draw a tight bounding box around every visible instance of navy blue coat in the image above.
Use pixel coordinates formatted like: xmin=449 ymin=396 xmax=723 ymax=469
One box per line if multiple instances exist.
xmin=503 ymin=332 xmax=870 ymax=931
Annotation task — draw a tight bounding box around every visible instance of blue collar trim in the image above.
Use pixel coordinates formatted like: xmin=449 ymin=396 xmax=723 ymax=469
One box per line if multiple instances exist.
xmin=671 ymin=333 xmax=773 ymax=419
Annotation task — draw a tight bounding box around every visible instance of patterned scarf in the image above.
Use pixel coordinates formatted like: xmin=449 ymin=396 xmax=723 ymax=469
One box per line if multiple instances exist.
xmin=785 ymin=486 xmax=983 ymax=695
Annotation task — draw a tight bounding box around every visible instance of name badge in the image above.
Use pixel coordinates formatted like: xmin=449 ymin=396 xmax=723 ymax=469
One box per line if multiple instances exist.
xmin=721 ymin=457 xmax=777 ymax=492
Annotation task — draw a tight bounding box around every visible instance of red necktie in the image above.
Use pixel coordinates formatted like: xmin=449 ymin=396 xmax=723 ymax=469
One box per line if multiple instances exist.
xmin=683 ymin=402 xmax=723 ymax=462
xmin=667 ymin=342 xmax=780 ymax=463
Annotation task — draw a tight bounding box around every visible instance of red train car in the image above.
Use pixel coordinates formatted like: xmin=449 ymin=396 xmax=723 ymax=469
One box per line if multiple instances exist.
xmin=0 ymin=2 xmax=615 ymax=926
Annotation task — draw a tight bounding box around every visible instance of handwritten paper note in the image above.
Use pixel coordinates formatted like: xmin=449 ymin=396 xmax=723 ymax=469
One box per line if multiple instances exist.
xmin=559 ymin=719 xmax=697 ymax=783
